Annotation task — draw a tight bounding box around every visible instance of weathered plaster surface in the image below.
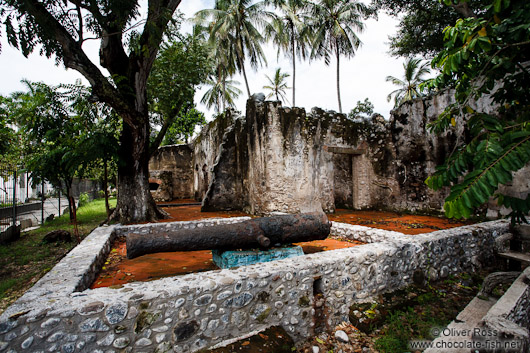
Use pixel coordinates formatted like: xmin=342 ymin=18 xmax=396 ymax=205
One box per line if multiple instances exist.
xmin=149 ymin=144 xmax=194 ymax=201
xmin=180 ymin=93 xmax=529 ymax=217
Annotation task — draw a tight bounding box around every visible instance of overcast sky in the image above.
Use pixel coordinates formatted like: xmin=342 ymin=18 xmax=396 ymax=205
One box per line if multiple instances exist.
xmin=0 ymin=0 xmax=405 ymax=120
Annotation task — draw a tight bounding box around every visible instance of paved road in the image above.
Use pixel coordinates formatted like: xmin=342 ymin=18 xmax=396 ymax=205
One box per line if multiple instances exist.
xmin=16 ymin=197 xmax=71 ymax=229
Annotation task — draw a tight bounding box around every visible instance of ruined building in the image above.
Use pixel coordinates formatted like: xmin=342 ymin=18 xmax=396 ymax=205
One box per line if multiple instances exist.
xmin=149 ymin=92 xmax=530 ymax=218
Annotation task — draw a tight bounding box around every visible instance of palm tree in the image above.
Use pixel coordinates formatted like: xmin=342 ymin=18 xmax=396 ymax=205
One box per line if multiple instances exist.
xmin=263 ymin=68 xmax=291 ymax=104
xmin=194 ymin=0 xmax=270 ymax=97
xmin=309 ymin=0 xmax=372 ymax=113
xmin=201 ymin=76 xmax=242 ymax=113
xmin=266 ymin=0 xmax=312 ymax=107
xmin=386 ymin=58 xmax=431 ymax=107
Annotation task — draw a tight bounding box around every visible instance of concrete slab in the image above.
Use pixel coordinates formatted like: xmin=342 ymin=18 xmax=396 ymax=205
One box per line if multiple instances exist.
xmin=212 ymin=246 xmax=304 ymax=269
xmin=498 ymin=251 xmax=530 ymax=266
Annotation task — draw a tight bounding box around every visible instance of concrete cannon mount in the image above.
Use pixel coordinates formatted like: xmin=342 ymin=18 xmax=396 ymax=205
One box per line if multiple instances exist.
xmin=0 ymin=218 xmax=516 ymax=353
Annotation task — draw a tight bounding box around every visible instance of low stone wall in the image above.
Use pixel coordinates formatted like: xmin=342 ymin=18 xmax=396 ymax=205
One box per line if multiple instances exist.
xmin=0 ymin=219 xmax=509 ymax=352
xmin=478 ymin=268 xmax=530 ymax=352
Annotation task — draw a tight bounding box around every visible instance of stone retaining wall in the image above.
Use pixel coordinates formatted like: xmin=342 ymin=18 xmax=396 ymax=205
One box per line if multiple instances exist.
xmin=0 ymin=219 xmax=509 ymax=352
xmin=479 ymin=267 xmax=530 ymax=352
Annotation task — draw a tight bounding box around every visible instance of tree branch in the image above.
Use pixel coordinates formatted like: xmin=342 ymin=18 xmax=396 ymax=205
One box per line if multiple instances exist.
xmin=150 ymin=115 xmax=175 ymax=155
xmin=449 ymin=2 xmax=475 ymax=18
xmin=21 ymin=0 xmax=135 ymax=124
xmin=133 ymin=0 xmax=182 ymax=114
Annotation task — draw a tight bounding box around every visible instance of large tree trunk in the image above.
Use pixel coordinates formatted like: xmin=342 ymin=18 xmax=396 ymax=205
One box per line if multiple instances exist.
xmin=111 ymin=121 xmax=166 ymax=224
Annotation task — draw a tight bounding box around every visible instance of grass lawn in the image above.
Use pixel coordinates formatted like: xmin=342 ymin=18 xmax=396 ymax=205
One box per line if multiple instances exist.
xmin=0 ymin=198 xmax=116 ymax=315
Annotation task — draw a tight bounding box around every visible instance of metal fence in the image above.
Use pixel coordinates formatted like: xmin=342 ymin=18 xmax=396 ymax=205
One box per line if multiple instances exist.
xmin=0 ymin=166 xmax=102 ymax=241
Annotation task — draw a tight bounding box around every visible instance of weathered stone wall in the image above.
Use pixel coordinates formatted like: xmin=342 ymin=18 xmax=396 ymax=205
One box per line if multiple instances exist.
xmin=0 ymin=219 xmax=510 ymax=352
xmin=245 ymin=101 xmax=335 ymax=214
xmin=149 ymin=144 xmax=194 ymax=201
xmin=150 ymin=90 xmax=529 ymax=216
xmin=390 ymin=90 xmax=530 ymax=216
xmin=197 ymin=99 xmax=397 ymax=215
xmin=192 ymin=110 xmax=244 ymax=207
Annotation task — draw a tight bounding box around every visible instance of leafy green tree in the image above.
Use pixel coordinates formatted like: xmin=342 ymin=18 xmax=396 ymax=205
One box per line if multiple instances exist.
xmin=12 ymin=81 xmax=85 ymax=222
xmin=0 ymin=0 xmax=184 ymax=223
xmin=162 ymin=107 xmax=206 ymax=145
xmin=194 ymin=0 xmax=270 ymax=97
xmin=386 ymin=58 xmax=430 ymax=107
xmin=0 ymin=96 xmax=16 ymax=158
xmin=266 ymin=0 xmax=312 ymax=107
xmin=309 ymin=0 xmax=372 ymax=113
xmin=348 ymin=98 xmax=374 ymax=119
xmin=373 ymin=0 xmax=489 ymax=58
xmin=67 ymin=86 xmax=120 ymax=217
xmin=425 ymin=0 xmax=530 ymax=223
xmin=148 ymin=32 xmax=212 ymax=151
xmin=263 ymin=68 xmax=290 ymax=104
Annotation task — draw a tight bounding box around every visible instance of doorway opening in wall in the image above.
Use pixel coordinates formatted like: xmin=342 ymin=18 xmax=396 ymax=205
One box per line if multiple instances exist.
xmin=333 ymin=154 xmax=354 ymax=210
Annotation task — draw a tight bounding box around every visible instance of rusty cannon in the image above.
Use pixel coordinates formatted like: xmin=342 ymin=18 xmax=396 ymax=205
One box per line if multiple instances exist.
xmin=126 ymin=213 xmax=330 ymax=259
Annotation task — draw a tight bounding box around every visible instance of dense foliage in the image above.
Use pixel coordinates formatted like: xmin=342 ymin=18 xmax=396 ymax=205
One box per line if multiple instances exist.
xmin=425 ymin=0 xmax=530 ymax=223
xmin=0 ymin=97 xmax=16 ymax=159
xmin=148 ymin=31 xmax=211 ymax=151
xmin=162 ymin=107 xmax=206 ymax=145
xmin=10 ymin=81 xmax=119 ymax=219
xmin=374 ymin=0 xmax=490 ymax=58
xmin=0 ymin=0 xmax=183 ymax=222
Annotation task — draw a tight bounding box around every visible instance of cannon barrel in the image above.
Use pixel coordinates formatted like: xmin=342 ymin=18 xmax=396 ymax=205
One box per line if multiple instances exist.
xmin=126 ymin=213 xmax=330 ymax=259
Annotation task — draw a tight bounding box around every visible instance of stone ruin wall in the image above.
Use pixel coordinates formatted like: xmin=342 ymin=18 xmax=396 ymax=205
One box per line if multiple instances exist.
xmin=150 ymin=91 xmax=530 ymax=216
xmin=191 ymin=95 xmax=461 ymax=215
xmin=148 ymin=145 xmax=194 ymax=202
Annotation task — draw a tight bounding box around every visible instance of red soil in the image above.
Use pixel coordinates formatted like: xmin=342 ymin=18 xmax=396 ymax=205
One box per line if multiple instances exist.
xmin=90 ymin=205 xmax=472 ymax=288
xmin=328 ymin=209 xmax=473 ymax=235
xmin=90 ymin=237 xmax=361 ymax=289
xmin=160 ymin=204 xmax=250 ymax=222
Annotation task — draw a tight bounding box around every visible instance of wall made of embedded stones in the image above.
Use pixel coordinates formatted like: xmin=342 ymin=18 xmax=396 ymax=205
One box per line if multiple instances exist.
xmin=0 ymin=219 xmax=509 ymax=353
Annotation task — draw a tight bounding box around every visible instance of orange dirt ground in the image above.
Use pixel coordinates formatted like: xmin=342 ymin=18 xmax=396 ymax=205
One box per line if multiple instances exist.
xmin=90 ymin=205 xmax=474 ymax=289
xmin=328 ymin=209 xmax=473 ymax=235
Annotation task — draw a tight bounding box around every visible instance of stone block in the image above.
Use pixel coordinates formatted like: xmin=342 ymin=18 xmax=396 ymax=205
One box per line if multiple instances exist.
xmin=212 ymin=246 xmax=304 ymax=269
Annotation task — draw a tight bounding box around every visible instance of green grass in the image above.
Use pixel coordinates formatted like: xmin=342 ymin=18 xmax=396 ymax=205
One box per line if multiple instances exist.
xmin=0 ymin=197 xmax=116 ymax=313
xmin=374 ymin=307 xmax=449 ymax=353
xmin=0 ymin=278 xmax=17 ymax=297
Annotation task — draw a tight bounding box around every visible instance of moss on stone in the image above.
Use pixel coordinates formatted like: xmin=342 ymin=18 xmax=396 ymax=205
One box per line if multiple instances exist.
xmin=298 ymin=296 xmax=310 ymax=308
xmin=135 ymin=311 xmax=161 ymax=333
xmin=255 ymin=307 xmax=271 ymax=323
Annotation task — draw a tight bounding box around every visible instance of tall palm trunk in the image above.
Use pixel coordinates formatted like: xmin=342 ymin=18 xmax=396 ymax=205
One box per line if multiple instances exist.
xmin=291 ymin=25 xmax=296 ymax=107
xmin=237 ymin=37 xmax=251 ymax=97
xmin=336 ymin=48 xmax=342 ymax=113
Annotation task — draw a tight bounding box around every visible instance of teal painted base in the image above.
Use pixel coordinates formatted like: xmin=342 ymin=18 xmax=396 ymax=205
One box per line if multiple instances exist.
xmin=212 ymin=246 xmax=304 ymax=269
